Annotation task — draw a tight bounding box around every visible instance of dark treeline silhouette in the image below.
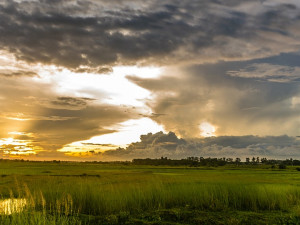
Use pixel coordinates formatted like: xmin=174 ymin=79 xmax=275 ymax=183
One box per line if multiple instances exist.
xmin=132 ymin=157 xmax=300 ymax=167
xmin=1 ymin=157 xmax=300 ymax=168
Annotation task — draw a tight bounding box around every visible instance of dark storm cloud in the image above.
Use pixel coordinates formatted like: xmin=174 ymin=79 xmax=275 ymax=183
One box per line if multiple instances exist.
xmin=0 ymin=0 xmax=300 ymax=70
xmin=101 ymin=132 xmax=300 ymax=160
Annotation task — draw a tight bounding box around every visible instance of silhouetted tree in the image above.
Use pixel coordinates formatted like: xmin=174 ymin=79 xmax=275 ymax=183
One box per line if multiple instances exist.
xmin=261 ymin=158 xmax=267 ymax=163
xmin=246 ymin=158 xmax=250 ymax=164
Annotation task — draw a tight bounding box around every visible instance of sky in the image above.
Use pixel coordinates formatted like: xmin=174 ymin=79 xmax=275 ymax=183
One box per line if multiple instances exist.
xmin=0 ymin=0 xmax=300 ymax=161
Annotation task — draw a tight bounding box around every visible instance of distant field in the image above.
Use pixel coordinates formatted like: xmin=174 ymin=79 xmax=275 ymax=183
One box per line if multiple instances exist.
xmin=0 ymin=161 xmax=300 ymax=224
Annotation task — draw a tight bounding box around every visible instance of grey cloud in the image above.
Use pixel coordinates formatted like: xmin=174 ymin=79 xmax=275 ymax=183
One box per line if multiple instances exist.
xmin=49 ymin=97 xmax=95 ymax=110
xmin=101 ymin=132 xmax=300 ymax=160
xmin=227 ymin=63 xmax=300 ymax=82
xmin=128 ymin=131 xmax=186 ymax=149
xmin=200 ymin=135 xmax=295 ymax=148
xmin=72 ymin=66 xmax=113 ymax=74
xmin=0 ymin=69 xmax=38 ymax=77
xmin=81 ymin=143 xmax=118 ymax=147
xmin=139 ymin=112 xmax=167 ymax=119
xmin=102 ymin=131 xmax=187 ymax=159
xmin=0 ymin=0 xmax=300 ymax=70
xmin=128 ymin=59 xmax=300 ymax=137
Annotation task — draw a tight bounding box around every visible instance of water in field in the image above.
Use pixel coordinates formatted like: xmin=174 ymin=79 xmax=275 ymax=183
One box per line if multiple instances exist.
xmin=0 ymin=198 xmax=27 ymax=215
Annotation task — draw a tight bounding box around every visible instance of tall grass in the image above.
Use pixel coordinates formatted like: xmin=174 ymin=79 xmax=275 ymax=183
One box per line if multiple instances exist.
xmin=0 ymin=212 xmax=81 ymax=225
xmin=1 ymin=164 xmax=300 ymax=224
xmin=5 ymin=177 xmax=300 ymax=217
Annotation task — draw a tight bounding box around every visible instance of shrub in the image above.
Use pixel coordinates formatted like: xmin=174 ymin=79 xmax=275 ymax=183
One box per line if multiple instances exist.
xmin=279 ymin=164 xmax=286 ymax=169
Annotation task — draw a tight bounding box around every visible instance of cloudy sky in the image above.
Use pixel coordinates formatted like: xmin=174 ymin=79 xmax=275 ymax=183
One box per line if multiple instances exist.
xmin=1 ymin=0 xmax=300 ymax=160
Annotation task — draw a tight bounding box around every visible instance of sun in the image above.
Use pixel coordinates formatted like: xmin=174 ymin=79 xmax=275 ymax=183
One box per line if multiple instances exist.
xmin=199 ymin=122 xmax=216 ymax=137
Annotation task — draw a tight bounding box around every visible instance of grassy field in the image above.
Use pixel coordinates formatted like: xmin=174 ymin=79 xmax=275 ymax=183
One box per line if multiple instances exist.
xmin=0 ymin=161 xmax=300 ymax=224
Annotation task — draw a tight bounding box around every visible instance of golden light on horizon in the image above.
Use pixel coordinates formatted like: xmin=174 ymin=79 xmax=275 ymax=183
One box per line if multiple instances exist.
xmin=6 ymin=117 xmax=29 ymax=121
xmin=0 ymin=137 xmax=38 ymax=156
xmin=58 ymin=118 xmax=165 ymax=155
xmin=89 ymin=118 xmax=165 ymax=146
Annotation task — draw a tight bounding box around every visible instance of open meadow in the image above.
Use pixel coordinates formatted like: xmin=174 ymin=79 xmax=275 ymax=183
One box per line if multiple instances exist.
xmin=0 ymin=160 xmax=300 ymax=224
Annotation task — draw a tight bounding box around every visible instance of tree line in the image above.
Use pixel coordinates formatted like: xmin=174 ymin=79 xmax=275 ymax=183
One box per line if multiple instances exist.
xmin=132 ymin=157 xmax=300 ymax=167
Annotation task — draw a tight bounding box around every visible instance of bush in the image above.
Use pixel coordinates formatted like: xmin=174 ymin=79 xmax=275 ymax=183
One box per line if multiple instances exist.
xmin=279 ymin=164 xmax=286 ymax=169
xmin=271 ymin=165 xmax=276 ymax=169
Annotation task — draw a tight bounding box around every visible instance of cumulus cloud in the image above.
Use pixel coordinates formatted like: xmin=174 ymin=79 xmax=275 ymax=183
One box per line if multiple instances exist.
xmin=0 ymin=0 xmax=300 ymax=70
xmin=102 ymin=131 xmax=187 ymax=159
xmin=101 ymin=132 xmax=300 ymax=160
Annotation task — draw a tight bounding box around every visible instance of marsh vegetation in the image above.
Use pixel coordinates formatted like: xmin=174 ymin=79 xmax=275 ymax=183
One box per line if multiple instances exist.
xmin=0 ymin=160 xmax=300 ymax=224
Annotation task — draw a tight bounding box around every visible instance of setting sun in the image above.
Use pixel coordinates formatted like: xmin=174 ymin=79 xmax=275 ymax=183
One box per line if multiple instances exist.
xmin=199 ymin=122 xmax=216 ymax=137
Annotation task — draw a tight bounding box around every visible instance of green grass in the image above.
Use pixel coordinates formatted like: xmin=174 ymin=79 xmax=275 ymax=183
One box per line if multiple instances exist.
xmin=1 ymin=161 xmax=300 ymax=224
xmin=0 ymin=212 xmax=81 ymax=225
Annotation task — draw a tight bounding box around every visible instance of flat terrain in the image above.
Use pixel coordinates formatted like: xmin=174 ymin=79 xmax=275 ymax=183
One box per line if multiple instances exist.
xmin=0 ymin=160 xmax=300 ymax=224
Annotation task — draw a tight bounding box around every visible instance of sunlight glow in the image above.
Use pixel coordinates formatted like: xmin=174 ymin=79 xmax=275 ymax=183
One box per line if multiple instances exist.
xmin=0 ymin=138 xmax=23 ymax=146
xmin=6 ymin=117 xmax=29 ymax=121
xmin=8 ymin=131 xmax=28 ymax=136
xmin=3 ymin=113 xmax=30 ymax=121
xmin=113 ymin=66 xmax=163 ymax=79
xmin=1 ymin=50 xmax=166 ymax=157
xmin=0 ymin=138 xmax=37 ymax=155
xmin=36 ymin=65 xmax=163 ymax=107
xmin=89 ymin=118 xmax=165 ymax=146
xmin=58 ymin=118 xmax=165 ymax=154
xmin=0 ymin=50 xmax=163 ymax=108
xmin=199 ymin=122 xmax=216 ymax=137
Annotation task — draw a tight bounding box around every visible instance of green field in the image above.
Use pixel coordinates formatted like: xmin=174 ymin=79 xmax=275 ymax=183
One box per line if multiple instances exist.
xmin=1 ymin=161 xmax=300 ymax=224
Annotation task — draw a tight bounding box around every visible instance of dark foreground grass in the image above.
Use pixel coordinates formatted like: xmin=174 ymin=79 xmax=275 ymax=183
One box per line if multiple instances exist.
xmin=1 ymin=207 xmax=300 ymax=225
xmin=1 ymin=161 xmax=300 ymax=224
